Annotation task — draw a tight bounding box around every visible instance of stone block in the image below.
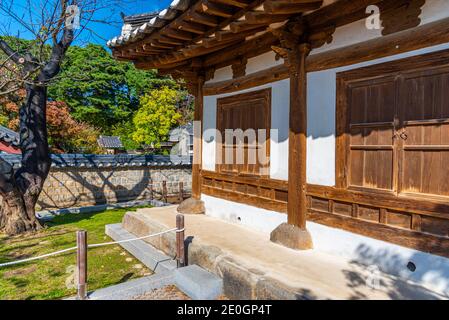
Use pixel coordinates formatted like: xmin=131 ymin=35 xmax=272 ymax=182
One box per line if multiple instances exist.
xmin=177 ymin=198 xmax=205 ymax=215
xmin=174 ymin=265 xmax=223 ymax=300
xmin=217 ymin=257 xmax=258 ymax=300
xmin=270 ymin=223 xmax=313 ymax=250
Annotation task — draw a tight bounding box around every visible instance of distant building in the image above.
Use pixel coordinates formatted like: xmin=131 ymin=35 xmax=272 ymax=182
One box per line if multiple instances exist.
xmin=97 ymin=135 xmax=125 ymax=154
xmin=169 ymin=123 xmax=193 ymax=156
xmin=0 ymin=125 xmax=20 ymax=154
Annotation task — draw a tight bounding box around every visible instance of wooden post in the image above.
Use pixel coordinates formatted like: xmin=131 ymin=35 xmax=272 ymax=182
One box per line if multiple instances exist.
xmin=176 ymin=214 xmax=185 ymax=268
xmin=178 ymin=181 xmax=184 ymax=203
xmin=162 ymin=180 xmax=168 ymax=203
xmin=270 ymin=41 xmax=313 ymax=250
xmin=191 ymin=74 xmax=205 ymax=200
xmin=288 ymin=43 xmax=311 ymax=229
xmin=76 ymin=230 xmax=88 ymax=300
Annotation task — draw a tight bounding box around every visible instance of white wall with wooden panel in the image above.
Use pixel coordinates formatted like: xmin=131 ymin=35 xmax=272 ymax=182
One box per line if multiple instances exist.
xmin=202 ymin=79 xmax=290 ymax=180
xmin=200 ymin=2 xmax=449 ymax=298
xmin=313 ymin=0 xmax=449 ymax=55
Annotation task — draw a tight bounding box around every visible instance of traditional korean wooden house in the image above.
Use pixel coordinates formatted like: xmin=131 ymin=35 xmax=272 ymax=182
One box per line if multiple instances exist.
xmin=109 ymin=0 xmax=449 ymax=292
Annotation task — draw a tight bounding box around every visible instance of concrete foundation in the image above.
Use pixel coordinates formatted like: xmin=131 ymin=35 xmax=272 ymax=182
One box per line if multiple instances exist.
xmin=120 ymin=206 xmax=446 ymax=300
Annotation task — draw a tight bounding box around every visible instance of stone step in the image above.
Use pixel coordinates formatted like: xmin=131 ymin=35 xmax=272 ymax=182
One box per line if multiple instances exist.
xmin=105 ymin=223 xmax=177 ymax=274
xmin=87 ymin=272 xmax=175 ymax=300
xmin=174 ymin=265 xmax=223 ymax=300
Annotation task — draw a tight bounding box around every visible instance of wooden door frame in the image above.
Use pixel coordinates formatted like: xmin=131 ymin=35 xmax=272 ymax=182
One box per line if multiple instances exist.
xmin=336 ymin=47 xmax=449 ymax=192
xmin=215 ymin=88 xmax=272 ymax=177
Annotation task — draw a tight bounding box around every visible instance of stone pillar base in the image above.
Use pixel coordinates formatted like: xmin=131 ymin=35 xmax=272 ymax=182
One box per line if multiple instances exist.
xmin=270 ymin=223 xmax=313 ymax=250
xmin=177 ymin=198 xmax=205 ymax=215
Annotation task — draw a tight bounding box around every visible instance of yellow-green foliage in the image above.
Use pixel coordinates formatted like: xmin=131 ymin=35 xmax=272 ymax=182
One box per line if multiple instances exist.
xmin=132 ymin=86 xmax=181 ymax=148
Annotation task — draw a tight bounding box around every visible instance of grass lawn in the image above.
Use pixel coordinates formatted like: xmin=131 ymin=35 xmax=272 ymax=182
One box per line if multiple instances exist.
xmin=0 ymin=207 xmax=152 ymax=300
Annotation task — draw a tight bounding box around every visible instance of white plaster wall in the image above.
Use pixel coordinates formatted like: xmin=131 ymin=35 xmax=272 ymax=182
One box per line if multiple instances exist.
xmin=307 ymin=71 xmax=336 ymax=186
xmin=202 ymin=79 xmax=290 ymax=180
xmin=204 ymin=42 xmax=449 ymax=185
xmin=420 ymin=0 xmax=449 ymax=25
xmin=202 ymin=96 xmax=217 ymax=171
xmin=207 ymin=66 xmax=233 ymax=84
xmin=202 ymin=194 xmax=449 ymax=297
xmin=205 ymin=50 xmax=283 ymax=84
xmin=246 ymin=51 xmax=284 ymax=75
xmin=199 ymin=2 xmax=449 ymax=298
xmin=312 ymin=0 xmax=449 ymax=55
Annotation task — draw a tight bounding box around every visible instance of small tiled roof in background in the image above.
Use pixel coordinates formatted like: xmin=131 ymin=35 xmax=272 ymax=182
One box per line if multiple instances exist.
xmin=0 ymin=125 xmax=20 ymax=147
xmin=0 ymin=154 xmax=192 ymax=169
xmin=108 ymin=0 xmax=191 ymax=48
xmin=121 ymin=11 xmax=158 ymax=32
xmin=97 ymin=136 xmax=124 ymax=149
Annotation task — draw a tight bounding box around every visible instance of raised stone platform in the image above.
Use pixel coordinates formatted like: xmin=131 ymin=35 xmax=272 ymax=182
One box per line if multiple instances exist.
xmin=120 ymin=205 xmax=446 ymax=300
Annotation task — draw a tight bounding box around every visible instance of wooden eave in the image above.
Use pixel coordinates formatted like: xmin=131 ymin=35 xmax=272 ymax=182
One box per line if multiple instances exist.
xmin=110 ymin=0 xmax=324 ymax=69
xmin=110 ymin=0 xmax=416 ymax=73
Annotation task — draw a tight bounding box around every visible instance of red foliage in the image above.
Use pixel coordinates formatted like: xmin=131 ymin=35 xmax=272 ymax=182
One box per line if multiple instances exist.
xmin=0 ymin=94 xmax=100 ymax=153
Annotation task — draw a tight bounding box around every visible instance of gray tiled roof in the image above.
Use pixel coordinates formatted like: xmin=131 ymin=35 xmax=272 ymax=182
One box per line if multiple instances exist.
xmin=0 ymin=154 xmax=192 ymax=169
xmin=122 ymin=12 xmax=158 ymax=30
xmin=108 ymin=0 xmax=191 ymax=48
xmin=0 ymin=125 xmax=20 ymax=147
xmin=97 ymin=136 xmax=124 ymax=149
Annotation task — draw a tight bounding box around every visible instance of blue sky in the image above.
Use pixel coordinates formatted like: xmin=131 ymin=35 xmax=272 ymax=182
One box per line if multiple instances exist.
xmin=0 ymin=0 xmax=173 ymax=47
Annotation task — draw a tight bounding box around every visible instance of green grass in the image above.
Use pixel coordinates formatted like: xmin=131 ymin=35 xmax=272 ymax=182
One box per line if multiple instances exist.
xmin=0 ymin=207 xmax=152 ymax=300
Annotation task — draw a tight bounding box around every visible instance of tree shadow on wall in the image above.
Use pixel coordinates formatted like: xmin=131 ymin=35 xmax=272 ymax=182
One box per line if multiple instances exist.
xmin=340 ymin=244 xmax=448 ymax=300
xmin=37 ymin=164 xmax=186 ymax=211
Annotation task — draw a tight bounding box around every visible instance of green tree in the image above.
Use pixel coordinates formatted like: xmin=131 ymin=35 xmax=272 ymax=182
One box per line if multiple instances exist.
xmin=132 ymin=87 xmax=182 ymax=148
xmin=48 ymin=44 xmax=176 ymax=132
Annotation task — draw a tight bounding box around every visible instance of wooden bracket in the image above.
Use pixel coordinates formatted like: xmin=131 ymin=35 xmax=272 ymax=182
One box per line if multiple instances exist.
xmin=231 ymin=57 xmax=247 ymax=79
xmin=381 ymin=0 xmax=426 ymax=36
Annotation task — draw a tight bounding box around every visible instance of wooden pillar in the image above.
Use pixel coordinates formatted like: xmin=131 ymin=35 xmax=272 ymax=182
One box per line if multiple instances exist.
xmin=288 ymin=43 xmax=310 ymax=229
xmin=176 ymin=69 xmax=206 ymax=215
xmin=270 ymin=42 xmax=313 ymax=250
xmin=192 ymin=75 xmax=205 ymax=200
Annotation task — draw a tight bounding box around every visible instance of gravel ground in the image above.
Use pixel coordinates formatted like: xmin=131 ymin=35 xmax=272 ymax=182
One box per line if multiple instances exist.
xmin=132 ymin=285 xmax=229 ymax=300
xmin=132 ymin=285 xmax=191 ymax=300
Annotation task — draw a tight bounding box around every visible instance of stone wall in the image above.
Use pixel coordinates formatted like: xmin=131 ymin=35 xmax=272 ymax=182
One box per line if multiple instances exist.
xmin=1 ymin=154 xmax=192 ymax=210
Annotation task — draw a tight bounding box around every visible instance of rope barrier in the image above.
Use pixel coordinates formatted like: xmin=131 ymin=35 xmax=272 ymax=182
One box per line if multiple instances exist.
xmin=0 ymin=246 xmax=78 ymax=268
xmin=87 ymin=228 xmax=178 ymax=248
xmin=0 ymin=227 xmax=179 ymax=268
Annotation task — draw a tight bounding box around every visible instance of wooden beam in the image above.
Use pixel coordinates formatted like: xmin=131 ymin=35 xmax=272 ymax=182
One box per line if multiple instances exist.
xmin=203 ymin=64 xmax=288 ymax=95
xmin=307 ymin=15 xmax=449 ymax=72
xmin=264 ymin=0 xmax=323 ymax=14
xmin=215 ymin=26 xmax=266 ymax=41
xmin=187 ymin=11 xmax=220 ymax=27
xmin=201 ymin=0 xmax=236 ymax=18
xmin=229 ymin=20 xmax=267 ymax=33
xmin=158 ymin=35 xmax=185 ymax=45
xmin=210 ymin=0 xmax=252 ymax=9
xmin=203 ymin=31 xmax=278 ymax=66
xmin=201 ymin=0 xmax=395 ymax=69
xmin=161 ymin=28 xmax=194 ymax=41
xmin=245 ymin=11 xmax=292 ymax=24
xmin=178 ymin=21 xmax=208 ymax=34
xmin=308 ymin=209 xmax=449 ymax=259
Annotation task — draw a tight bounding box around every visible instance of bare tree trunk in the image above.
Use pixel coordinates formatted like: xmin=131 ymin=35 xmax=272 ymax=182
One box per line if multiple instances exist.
xmin=0 ymin=85 xmax=51 ymax=235
xmin=0 ymin=15 xmax=73 ymax=235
